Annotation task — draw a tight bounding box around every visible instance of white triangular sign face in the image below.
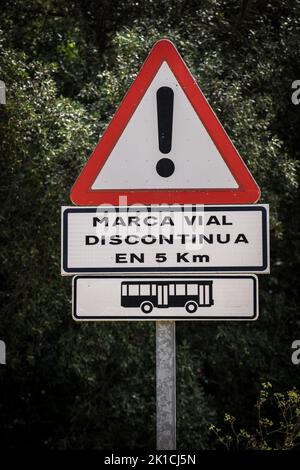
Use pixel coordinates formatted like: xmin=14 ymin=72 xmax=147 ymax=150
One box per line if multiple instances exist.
xmin=92 ymin=62 xmax=238 ymax=190
xmin=71 ymin=39 xmax=260 ymax=205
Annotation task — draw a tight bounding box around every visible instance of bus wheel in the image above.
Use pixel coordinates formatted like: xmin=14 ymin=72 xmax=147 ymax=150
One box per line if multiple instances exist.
xmin=185 ymin=301 xmax=198 ymax=313
xmin=141 ymin=301 xmax=153 ymax=314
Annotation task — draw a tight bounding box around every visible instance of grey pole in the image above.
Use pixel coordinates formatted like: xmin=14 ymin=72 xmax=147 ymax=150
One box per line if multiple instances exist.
xmin=156 ymin=320 xmax=176 ymax=450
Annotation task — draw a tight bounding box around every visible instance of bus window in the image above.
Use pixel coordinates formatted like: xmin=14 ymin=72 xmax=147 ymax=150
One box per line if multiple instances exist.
xmin=205 ymin=284 xmax=210 ymax=304
xmin=187 ymin=284 xmax=198 ymax=295
xmin=199 ymin=284 xmax=204 ymax=305
xmin=176 ymin=284 xmax=185 ymax=295
xmin=140 ymin=284 xmax=150 ymax=296
xmin=128 ymin=284 xmax=139 ymax=296
xmin=121 ymin=284 xmax=128 ymax=296
xmin=151 ymin=284 xmax=157 ymax=295
xmin=169 ymin=284 xmax=175 ymax=295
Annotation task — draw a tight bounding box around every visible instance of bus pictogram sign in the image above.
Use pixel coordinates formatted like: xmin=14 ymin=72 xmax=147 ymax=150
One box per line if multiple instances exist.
xmin=73 ymin=275 xmax=258 ymax=321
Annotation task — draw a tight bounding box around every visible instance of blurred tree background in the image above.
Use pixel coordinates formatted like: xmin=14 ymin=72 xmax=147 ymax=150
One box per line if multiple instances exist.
xmin=0 ymin=0 xmax=299 ymax=449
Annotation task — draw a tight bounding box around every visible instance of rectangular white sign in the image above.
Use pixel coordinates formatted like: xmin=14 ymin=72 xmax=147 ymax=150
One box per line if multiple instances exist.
xmin=73 ymin=275 xmax=258 ymax=321
xmin=62 ymin=205 xmax=269 ymax=274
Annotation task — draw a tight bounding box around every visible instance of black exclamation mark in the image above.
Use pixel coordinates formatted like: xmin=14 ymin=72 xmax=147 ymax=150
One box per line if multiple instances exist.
xmin=156 ymin=87 xmax=175 ymax=177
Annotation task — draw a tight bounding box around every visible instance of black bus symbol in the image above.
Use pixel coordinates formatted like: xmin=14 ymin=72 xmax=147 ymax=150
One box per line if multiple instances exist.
xmin=121 ymin=281 xmax=214 ymax=314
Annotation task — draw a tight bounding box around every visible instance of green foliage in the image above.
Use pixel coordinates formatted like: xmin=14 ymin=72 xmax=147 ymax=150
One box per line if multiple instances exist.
xmin=210 ymin=383 xmax=300 ymax=450
xmin=0 ymin=0 xmax=300 ymax=449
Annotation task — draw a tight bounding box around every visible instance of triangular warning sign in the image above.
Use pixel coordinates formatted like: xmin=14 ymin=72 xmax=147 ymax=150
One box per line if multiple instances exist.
xmin=71 ymin=39 xmax=260 ymax=205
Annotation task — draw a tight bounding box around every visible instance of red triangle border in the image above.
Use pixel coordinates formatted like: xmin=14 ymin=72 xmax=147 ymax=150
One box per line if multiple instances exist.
xmin=71 ymin=39 xmax=260 ymax=205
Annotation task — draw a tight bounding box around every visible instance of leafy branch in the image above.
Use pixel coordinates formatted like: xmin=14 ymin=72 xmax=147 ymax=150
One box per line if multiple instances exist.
xmin=209 ymin=383 xmax=300 ymax=450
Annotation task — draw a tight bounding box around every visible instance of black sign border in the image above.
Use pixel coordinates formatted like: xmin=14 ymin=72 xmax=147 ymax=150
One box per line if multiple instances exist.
xmin=72 ymin=274 xmax=258 ymax=320
xmin=62 ymin=205 xmax=269 ymax=273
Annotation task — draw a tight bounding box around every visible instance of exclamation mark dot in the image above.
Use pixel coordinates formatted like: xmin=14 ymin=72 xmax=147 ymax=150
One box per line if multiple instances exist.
xmin=156 ymin=86 xmax=175 ymax=177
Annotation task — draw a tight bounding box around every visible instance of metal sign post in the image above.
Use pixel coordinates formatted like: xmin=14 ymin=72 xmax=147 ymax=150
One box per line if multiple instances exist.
xmin=156 ymin=321 xmax=176 ymax=450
